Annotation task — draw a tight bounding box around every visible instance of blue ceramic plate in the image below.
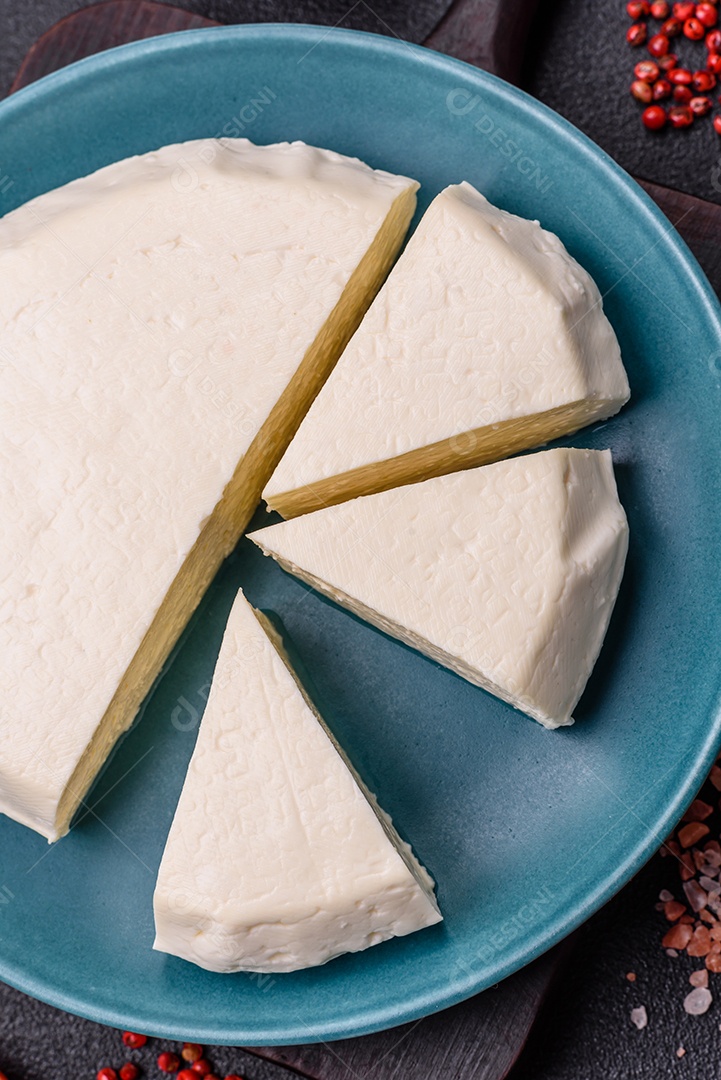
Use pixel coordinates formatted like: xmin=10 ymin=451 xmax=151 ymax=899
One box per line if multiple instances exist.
xmin=1 ymin=23 xmax=721 ymax=1046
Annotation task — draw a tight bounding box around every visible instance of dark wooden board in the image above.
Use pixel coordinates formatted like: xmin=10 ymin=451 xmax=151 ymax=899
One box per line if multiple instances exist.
xmin=249 ymin=948 xmax=560 ymax=1080
xmin=9 ymin=0 xmax=542 ymax=91
xmin=636 ymin=177 xmax=721 ymax=297
xmin=425 ymin=0 xmax=541 ymax=82
xmin=9 ymin=0 xmax=216 ymax=91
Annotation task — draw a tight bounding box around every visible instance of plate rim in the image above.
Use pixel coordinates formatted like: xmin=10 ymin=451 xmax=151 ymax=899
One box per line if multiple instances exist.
xmin=2 ymin=20 xmax=721 ymax=1044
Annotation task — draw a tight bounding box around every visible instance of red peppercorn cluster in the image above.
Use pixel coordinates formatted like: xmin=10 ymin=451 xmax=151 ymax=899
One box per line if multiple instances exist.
xmin=94 ymin=1034 xmax=245 ymax=1080
xmin=626 ymin=0 xmax=721 ymax=130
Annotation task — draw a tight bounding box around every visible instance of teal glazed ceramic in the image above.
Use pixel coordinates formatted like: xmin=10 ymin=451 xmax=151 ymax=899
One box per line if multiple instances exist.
xmin=0 ymin=24 xmax=720 ymax=1045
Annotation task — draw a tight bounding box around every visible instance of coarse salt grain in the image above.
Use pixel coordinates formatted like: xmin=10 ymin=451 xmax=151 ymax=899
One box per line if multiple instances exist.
xmin=667 ymin=948 xmax=679 ymax=957
xmin=690 ymin=970 xmax=709 ymax=988
xmin=683 ymin=800 xmax=714 ymax=823
xmin=664 ymin=900 xmax=687 ymax=921
xmin=676 ymin=1047 xmax=686 ymax=1058
xmin=631 ymin=1006 xmax=648 ymax=1029
xmin=660 ymin=889 xmax=675 ymax=902
xmin=707 ymin=895 xmax=721 ymax=916
xmin=684 ymin=879 xmax=709 ymax=912
xmin=679 ymin=822 xmax=711 ymax=849
xmin=663 ymin=923 xmax=693 ymax=949
xmin=688 ymin=925 xmax=712 ymax=957
xmin=680 ymin=853 xmax=696 ymax=880
xmin=626 ymin=972 xmax=637 ymax=982
xmin=693 ymin=850 xmax=708 ymax=871
xmin=684 ymin=987 xmax=713 ymax=1015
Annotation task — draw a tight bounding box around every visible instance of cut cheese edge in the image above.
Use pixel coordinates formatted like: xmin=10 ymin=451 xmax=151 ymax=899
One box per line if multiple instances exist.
xmin=153 ymin=590 xmax=442 ymax=973
xmin=264 ymin=182 xmax=630 ymax=517
xmin=0 ymin=138 xmax=418 ymax=841
xmin=251 ymin=448 xmax=629 ymax=728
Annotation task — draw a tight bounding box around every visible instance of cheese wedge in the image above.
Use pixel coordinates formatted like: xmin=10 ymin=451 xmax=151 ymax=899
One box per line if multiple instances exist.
xmin=264 ymin=182 xmax=630 ymax=517
xmin=153 ymin=590 xmax=441 ymax=973
xmin=0 ymin=139 xmax=418 ymax=841
xmin=252 ymin=448 xmax=629 ymax=728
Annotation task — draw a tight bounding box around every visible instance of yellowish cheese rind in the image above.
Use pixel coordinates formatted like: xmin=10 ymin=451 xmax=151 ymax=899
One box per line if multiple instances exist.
xmin=264 ymin=182 xmax=630 ymax=517
xmin=153 ymin=590 xmax=441 ymax=973
xmin=0 ymin=138 xmax=418 ymax=840
xmin=251 ymin=448 xmax=629 ymax=728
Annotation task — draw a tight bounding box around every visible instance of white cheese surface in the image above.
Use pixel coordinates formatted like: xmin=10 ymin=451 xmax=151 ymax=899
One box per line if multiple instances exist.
xmin=153 ymin=590 xmax=441 ymax=973
xmin=265 ymin=182 xmax=630 ymax=508
xmin=252 ymin=448 xmax=629 ymax=728
xmin=0 ymin=138 xmax=418 ymax=840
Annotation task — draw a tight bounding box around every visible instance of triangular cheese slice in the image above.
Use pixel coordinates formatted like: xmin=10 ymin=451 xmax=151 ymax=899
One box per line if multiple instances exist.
xmin=264 ymin=183 xmax=630 ymax=518
xmin=153 ymin=590 xmax=442 ymax=973
xmin=0 ymin=138 xmax=418 ymax=840
xmin=252 ymin=449 xmax=629 ymax=728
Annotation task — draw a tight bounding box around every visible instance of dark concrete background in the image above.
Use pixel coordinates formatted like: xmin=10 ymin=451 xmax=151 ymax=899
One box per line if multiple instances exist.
xmin=1 ymin=1 xmax=720 ymax=1078
xmin=525 ymin=0 xmax=721 ymax=205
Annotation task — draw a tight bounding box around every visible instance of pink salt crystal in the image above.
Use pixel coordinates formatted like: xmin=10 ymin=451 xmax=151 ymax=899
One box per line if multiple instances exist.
xmin=664 ymin=900 xmax=687 ymax=921
xmin=709 ymin=765 xmax=721 ymax=790
xmin=655 ymin=902 xmax=665 ymax=912
xmin=688 ymin=926 xmax=712 ymax=957
xmin=663 ymin=923 xmax=693 ymax=949
xmin=660 ymin=889 xmax=675 ymax=902
xmin=667 ymin=949 xmax=679 ymax=957
xmin=684 ymin=987 xmax=713 ymax=1015
xmin=631 ymin=1006 xmax=648 ymax=1030
xmin=694 ymin=849 xmax=708 ymax=871
xmin=679 ymin=822 xmax=710 ymax=848
xmin=680 ymin=853 xmax=696 ymax=880
xmin=684 ymin=880 xmax=709 ymax=913
xmin=704 ymin=842 xmax=721 ymax=864
xmin=700 ymin=876 xmax=721 ymax=895
xmin=676 ymin=1047 xmax=686 ymax=1058
xmin=698 ymin=864 xmax=720 ymax=879
xmin=690 ymin=970 xmax=709 ymax=988
xmin=682 ymin=799 xmax=714 ymax=823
